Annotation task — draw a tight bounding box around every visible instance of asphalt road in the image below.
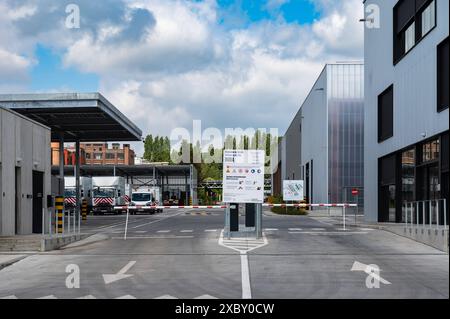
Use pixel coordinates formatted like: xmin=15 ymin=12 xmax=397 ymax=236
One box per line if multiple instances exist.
xmin=0 ymin=209 xmax=448 ymax=299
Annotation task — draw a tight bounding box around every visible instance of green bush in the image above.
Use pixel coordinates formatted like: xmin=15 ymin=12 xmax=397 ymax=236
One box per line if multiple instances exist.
xmin=270 ymin=206 xmax=308 ymax=215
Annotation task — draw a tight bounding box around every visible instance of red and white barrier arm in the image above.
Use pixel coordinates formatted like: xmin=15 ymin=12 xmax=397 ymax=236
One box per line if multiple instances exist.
xmin=114 ymin=203 xmax=357 ymax=210
xmin=264 ymin=203 xmax=357 ymax=208
xmin=114 ymin=205 xmax=228 ymax=210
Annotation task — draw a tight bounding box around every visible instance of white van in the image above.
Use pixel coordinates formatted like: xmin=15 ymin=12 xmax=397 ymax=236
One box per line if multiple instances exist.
xmin=129 ymin=188 xmax=162 ymax=215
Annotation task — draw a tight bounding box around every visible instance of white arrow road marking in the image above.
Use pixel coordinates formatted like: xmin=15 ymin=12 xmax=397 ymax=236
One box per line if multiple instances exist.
xmin=37 ymin=295 xmax=57 ymax=299
xmin=351 ymin=261 xmax=391 ymax=285
xmin=154 ymin=294 xmax=178 ymax=299
xmin=195 ymin=295 xmax=218 ymax=299
xmin=103 ymin=261 xmax=136 ymax=285
xmin=115 ymin=295 xmax=136 ymax=299
xmin=1 ymin=295 xmax=18 ymax=299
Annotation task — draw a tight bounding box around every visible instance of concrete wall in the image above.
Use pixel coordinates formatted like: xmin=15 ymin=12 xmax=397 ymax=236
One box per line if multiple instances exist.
xmin=364 ymin=0 xmax=450 ymax=221
xmin=0 ymin=108 xmax=51 ymax=236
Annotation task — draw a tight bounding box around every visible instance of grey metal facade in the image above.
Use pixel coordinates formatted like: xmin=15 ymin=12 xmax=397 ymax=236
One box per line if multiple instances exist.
xmin=364 ymin=0 xmax=449 ymax=222
xmin=300 ymin=63 xmax=364 ymax=205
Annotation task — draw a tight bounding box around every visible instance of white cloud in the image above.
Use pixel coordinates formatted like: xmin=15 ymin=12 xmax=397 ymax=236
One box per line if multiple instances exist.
xmin=0 ymin=0 xmax=364 ymax=156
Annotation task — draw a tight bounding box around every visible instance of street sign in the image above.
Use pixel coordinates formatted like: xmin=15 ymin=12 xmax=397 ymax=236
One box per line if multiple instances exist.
xmin=222 ymin=150 xmax=265 ymax=203
xmin=283 ymin=180 xmax=304 ymax=201
xmin=351 ymin=189 xmax=359 ymax=196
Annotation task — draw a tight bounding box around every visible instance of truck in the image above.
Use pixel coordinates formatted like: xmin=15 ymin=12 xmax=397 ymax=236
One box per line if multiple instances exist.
xmin=129 ymin=186 xmax=163 ymax=215
xmin=92 ymin=176 xmax=128 ymax=215
xmin=64 ymin=177 xmax=93 ymax=211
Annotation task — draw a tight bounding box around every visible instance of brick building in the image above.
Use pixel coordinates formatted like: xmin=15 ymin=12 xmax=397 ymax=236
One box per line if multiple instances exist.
xmin=82 ymin=143 xmax=135 ymax=165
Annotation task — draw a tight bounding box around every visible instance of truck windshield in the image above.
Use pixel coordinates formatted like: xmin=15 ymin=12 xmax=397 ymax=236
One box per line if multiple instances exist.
xmin=93 ymin=188 xmax=115 ymax=198
xmin=132 ymin=193 xmax=152 ymax=202
xmin=64 ymin=189 xmax=76 ymax=197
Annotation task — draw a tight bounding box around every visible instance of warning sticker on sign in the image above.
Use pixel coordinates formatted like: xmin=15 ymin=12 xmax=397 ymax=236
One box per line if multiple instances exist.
xmin=222 ymin=150 xmax=265 ymax=203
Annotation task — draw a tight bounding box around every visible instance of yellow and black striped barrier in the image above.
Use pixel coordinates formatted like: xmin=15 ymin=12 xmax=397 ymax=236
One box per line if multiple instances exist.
xmin=82 ymin=199 xmax=88 ymax=221
xmin=55 ymin=196 xmax=64 ymax=234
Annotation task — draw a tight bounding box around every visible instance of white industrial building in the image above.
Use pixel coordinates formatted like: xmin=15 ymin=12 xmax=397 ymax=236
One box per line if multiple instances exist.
xmin=0 ymin=107 xmax=52 ymax=236
xmin=292 ymin=63 xmax=365 ymax=206
xmin=364 ymin=0 xmax=449 ymax=223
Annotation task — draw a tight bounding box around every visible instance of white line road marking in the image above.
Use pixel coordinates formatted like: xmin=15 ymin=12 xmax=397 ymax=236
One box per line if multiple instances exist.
xmin=289 ymin=231 xmax=368 ymax=235
xmin=263 ymin=228 xmax=278 ymax=231
xmin=180 ymin=230 xmax=193 ymax=233
xmin=1 ymin=295 xmax=18 ymax=299
xmin=112 ymin=236 xmax=194 ymax=239
xmin=135 ymin=231 xmax=147 ymax=234
xmin=157 ymin=230 xmax=171 ymax=233
xmin=154 ymin=295 xmax=178 ymax=299
xmin=116 ymin=295 xmax=136 ymax=299
xmin=204 ymin=229 xmax=218 ymax=232
xmin=240 ymin=253 xmax=252 ymax=299
xmin=288 ymin=228 xmax=303 ymax=231
xmin=103 ymin=261 xmax=136 ymax=285
xmin=309 ymin=228 xmax=326 ymax=231
xmin=37 ymin=295 xmax=57 ymax=299
xmin=132 ymin=212 xmax=183 ymax=229
xmin=195 ymin=295 xmax=218 ymax=299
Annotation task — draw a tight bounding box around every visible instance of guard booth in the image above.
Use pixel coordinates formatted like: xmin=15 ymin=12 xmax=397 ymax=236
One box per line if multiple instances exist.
xmin=0 ymin=93 xmax=142 ymax=236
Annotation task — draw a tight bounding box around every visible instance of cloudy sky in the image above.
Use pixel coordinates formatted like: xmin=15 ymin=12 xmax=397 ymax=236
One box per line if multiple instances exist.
xmin=0 ymin=0 xmax=364 ymax=156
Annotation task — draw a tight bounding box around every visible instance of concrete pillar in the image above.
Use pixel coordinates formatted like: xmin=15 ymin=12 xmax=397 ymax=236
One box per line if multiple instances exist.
xmin=75 ymin=140 xmax=81 ymax=227
xmin=58 ymin=133 xmax=64 ymax=195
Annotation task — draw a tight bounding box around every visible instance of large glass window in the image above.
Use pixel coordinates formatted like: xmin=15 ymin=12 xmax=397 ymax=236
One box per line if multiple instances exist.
xmin=421 ymin=139 xmax=440 ymax=163
xmin=401 ymin=149 xmax=415 ymax=222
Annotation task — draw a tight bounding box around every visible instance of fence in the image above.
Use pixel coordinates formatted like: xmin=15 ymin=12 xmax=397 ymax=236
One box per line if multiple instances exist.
xmin=404 ymin=199 xmax=448 ymax=230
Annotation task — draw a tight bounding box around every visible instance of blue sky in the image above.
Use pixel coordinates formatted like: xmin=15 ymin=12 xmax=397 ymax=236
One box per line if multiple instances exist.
xmin=29 ymin=0 xmax=320 ymax=92
xmin=31 ymin=45 xmax=99 ymax=92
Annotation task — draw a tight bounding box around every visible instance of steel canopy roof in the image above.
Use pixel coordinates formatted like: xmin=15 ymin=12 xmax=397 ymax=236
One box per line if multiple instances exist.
xmin=51 ymin=165 xmax=193 ymax=177
xmin=0 ymin=93 xmax=142 ymax=142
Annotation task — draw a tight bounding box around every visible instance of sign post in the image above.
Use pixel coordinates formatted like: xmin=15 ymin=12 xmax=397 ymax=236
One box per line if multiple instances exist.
xmin=222 ymin=150 xmax=265 ymax=238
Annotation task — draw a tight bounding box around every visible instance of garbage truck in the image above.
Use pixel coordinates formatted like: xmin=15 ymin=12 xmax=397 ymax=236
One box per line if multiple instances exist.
xmin=92 ymin=176 xmax=128 ymax=215
xmin=64 ymin=177 xmax=93 ymax=211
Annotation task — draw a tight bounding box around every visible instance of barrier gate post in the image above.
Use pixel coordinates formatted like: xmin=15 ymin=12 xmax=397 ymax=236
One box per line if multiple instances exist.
xmin=82 ymin=199 xmax=88 ymax=221
xmin=55 ymin=196 xmax=64 ymax=234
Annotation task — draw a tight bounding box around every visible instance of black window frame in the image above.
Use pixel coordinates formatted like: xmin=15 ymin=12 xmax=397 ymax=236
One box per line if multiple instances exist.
xmin=437 ymin=37 xmax=449 ymax=112
xmin=393 ymin=0 xmax=437 ymax=65
xmin=378 ymin=85 xmax=394 ymax=143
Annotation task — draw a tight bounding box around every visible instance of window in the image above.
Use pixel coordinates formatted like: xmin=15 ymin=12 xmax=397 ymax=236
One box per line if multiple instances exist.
xmin=394 ymin=0 xmax=436 ymax=63
xmin=421 ymin=139 xmax=440 ymax=163
xmin=105 ymin=153 xmax=115 ymax=160
xmin=85 ymin=153 xmax=91 ymax=159
xmin=378 ymin=85 xmax=394 ymax=142
xmin=404 ymin=22 xmax=416 ymax=53
xmin=437 ymin=37 xmax=449 ymax=112
xmin=117 ymin=153 xmax=125 ymax=160
xmin=94 ymin=153 xmax=102 ymax=160
xmin=421 ymin=1 xmax=435 ymax=36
